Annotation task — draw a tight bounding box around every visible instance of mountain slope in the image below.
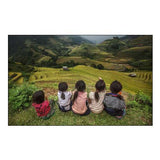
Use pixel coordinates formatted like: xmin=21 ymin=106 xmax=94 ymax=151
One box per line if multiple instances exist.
xmin=8 ymin=35 xmax=92 ymax=66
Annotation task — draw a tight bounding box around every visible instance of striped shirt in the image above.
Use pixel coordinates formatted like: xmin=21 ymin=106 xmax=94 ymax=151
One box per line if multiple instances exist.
xmin=89 ymin=91 xmax=106 ymax=114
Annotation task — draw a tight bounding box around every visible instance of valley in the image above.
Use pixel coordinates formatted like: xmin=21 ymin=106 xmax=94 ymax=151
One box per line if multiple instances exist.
xmin=8 ymin=35 xmax=152 ymax=125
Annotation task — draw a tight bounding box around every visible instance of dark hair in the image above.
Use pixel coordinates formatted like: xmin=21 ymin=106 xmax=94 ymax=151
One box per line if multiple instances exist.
xmin=58 ymin=82 xmax=68 ymax=100
xmin=32 ymin=90 xmax=45 ymax=104
xmin=95 ymin=80 xmax=106 ymax=102
xmin=72 ymin=80 xmax=86 ymax=103
xmin=110 ymin=80 xmax=122 ymax=94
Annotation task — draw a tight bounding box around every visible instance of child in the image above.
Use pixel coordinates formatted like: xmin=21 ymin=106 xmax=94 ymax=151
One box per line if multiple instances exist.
xmin=72 ymin=80 xmax=90 ymax=116
xmin=32 ymin=90 xmax=55 ymax=120
xmin=58 ymin=82 xmax=72 ymax=112
xmin=103 ymin=80 xmax=126 ymax=119
xmin=88 ymin=79 xmax=106 ymax=114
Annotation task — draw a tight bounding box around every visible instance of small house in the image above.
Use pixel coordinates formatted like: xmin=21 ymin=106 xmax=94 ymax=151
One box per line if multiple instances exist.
xmin=129 ymin=73 xmax=136 ymax=77
xmin=63 ymin=66 xmax=69 ymax=71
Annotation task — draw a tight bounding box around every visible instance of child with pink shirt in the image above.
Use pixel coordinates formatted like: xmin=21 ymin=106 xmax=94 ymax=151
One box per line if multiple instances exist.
xmin=72 ymin=80 xmax=90 ymax=116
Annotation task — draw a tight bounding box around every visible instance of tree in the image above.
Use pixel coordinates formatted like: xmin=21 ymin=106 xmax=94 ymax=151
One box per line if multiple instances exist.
xmin=97 ymin=64 xmax=104 ymax=70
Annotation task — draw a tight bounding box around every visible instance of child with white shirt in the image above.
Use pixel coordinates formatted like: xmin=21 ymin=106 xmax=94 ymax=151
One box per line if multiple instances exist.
xmin=88 ymin=79 xmax=106 ymax=114
xmin=58 ymin=82 xmax=72 ymax=112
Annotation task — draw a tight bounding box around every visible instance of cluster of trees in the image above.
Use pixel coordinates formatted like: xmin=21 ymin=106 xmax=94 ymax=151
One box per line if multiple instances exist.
xmin=91 ymin=63 xmax=104 ymax=70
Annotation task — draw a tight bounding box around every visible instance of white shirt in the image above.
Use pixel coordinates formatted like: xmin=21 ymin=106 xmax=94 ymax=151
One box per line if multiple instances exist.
xmin=58 ymin=91 xmax=72 ymax=106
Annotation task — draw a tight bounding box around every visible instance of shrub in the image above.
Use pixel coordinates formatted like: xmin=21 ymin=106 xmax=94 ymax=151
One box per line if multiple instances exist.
xmin=127 ymin=100 xmax=141 ymax=108
xmin=127 ymin=91 xmax=152 ymax=113
xmin=135 ymin=91 xmax=152 ymax=107
xmin=97 ymin=64 xmax=104 ymax=70
xmin=91 ymin=63 xmax=97 ymax=68
xmin=9 ymin=83 xmax=39 ymax=112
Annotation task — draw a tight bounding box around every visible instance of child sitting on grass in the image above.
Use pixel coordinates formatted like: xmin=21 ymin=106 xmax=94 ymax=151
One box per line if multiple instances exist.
xmin=103 ymin=80 xmax=126 ymax=119
xmin=58 ymin=82 xmax=72 ymax=112
xmin=72 ymin=80 xmax=90 ymax=116
xmin=88 ymin=79 xmax=106 ymax=114
xmin=32 ymin=90 xmax=55 ymax=120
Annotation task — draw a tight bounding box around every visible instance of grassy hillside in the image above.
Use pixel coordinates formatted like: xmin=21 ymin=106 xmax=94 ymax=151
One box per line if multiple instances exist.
xmin=69 ymin=43 xmax=113 ymax=60
xmin=8 ymin=35 xmax=92 ymax=66
xmin=9 ymin=65 xmax=152 ymax=125
xmin=29 ymin=65 xmax=152 ymax=96
xmin=97 ymin=36 xmax=152 ymax=70
xmin=56 ymin=56 xmax=132 ymax=71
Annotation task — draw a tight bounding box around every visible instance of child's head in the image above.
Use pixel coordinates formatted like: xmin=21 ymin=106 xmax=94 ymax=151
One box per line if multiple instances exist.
xmin=58 ymin=82 xmax=68 ymax=100
xmin=110 ymin=80 xmax=122 ymax=94
xmin=75 ymin=80 xmax=86 ymax=92
xmin=95 ymin=80 xmax=106 ymax=92
xmin=73 ymin=80 xmax=86 ymax=103
xmin=32 ymin=90 xmax=44 ymax=104
xmin=95 ymin=80 xmax=106 ymax=102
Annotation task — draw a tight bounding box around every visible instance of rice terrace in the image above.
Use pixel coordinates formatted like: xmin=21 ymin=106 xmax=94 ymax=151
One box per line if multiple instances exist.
xmin=8 ymin=35 xmax=152 ymax=125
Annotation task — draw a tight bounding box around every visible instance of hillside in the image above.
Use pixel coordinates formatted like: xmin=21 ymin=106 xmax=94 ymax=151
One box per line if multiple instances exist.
xmin=97 ymin=35 xmax=152 ymax=70
xmin=8 ymin=35 xmax=92 ymax=66
xmin=8 ymin=65 xmax=152 ymax=125
xmin=8 ymin=35 xmax=152 ymax=71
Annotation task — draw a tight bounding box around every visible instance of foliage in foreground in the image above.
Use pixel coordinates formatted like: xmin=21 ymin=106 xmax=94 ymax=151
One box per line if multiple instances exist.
xmin=127 ymin=91 xmax=152 ymax=113
xmin=9 ymin=83 xmax=39 ymax=112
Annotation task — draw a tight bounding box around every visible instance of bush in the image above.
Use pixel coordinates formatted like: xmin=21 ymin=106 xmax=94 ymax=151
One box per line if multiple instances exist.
xmin=97 ymin=64 xmax=104 ymax=70
xmin=127 ymin=100 xmax=141 ymax=108
xmin=135 ymin=91 xmax=152 ymax=106
xmin=127 ymin=91 xmax=152 ymax=113
xmin=9 ymin=83 xmax=39 ymax=112
xmin=91 ymin=63 xmax=97 ymax=68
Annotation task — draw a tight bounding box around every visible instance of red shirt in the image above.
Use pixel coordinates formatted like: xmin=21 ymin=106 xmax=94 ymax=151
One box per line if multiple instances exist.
xmin=32 ymin=100 xmax=51 ymax=117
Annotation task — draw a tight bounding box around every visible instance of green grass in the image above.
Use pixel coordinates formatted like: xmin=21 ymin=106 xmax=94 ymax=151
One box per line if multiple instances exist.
xmin=8 ymin=101 xmax=152 ymax=126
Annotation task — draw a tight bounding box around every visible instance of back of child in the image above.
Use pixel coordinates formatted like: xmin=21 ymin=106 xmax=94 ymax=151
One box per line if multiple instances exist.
xmin=89 ymin=79 xmax=106 ymax=114
xmin=32 ymin=90 xmax=55 ymax=120
xmin=58 ymin=82 xmax=72 ymax=112
xmin=72 ymin=80 xmax=90 ymax=116
xmin=103 ymin=80 xmax=126 ymax=119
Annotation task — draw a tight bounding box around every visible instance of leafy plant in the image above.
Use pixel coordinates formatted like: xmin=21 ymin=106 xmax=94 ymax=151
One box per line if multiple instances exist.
xmin=9 ymin=83 xmax=39 ymax=112
xmin=127 ymin=91 xmax=152 ymax=113
xmin=135 ymin=91 xmax=152 ymax=106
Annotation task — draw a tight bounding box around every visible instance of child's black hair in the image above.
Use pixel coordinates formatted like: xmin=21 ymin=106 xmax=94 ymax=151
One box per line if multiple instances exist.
xmin=32 ymin=90 xmax=45 ymax=104
xmin=110 ymin=80 xmax=122 ymax=94
xmin=95 ymin=80 xmax=106 ymax=102
xmin=73 ymin=80 xmax=86 ymax=103
xmin=58 ymin=82 xmax=68 ymax=100
xmin=110 ymin=80 xmax=124 ymax=100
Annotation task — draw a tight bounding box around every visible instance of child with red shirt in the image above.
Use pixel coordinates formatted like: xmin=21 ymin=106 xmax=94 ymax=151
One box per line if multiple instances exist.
xmin=32 ymin=90 xmax=55 ymax=120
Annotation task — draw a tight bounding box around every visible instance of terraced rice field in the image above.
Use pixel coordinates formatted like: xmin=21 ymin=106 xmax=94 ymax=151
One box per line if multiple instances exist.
xmin=8 ymin=72 xmax=24 ymax=84
xmin=135 ymin=71 xmax=152 ymax=83
xmin=29 ymin=65 xmax=152 ymax=96
xmin=57 ymin=56 xmax=132 ymax=71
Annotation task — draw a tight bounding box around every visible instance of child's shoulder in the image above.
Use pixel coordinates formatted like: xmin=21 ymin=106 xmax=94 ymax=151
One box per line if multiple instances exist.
xmin=89 ymin=91 xmax=94 ymax=96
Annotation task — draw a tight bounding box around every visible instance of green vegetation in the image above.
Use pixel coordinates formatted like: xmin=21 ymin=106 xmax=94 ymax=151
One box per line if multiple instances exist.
xmin=127 ymin=91 xmax=152 ymax=114
xmin=9 ymin=83 xmax=38 ymax=112
xmin=57 ymin=56 xmax=132 ymax=71
xmin=8 ymin=35 xmax=152 ymax=71
xmin=8 ymin=35 xmax=152 ymax=125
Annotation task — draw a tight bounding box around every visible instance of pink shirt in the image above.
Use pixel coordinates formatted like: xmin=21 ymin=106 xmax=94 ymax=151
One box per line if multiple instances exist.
xmin=72 ymin=91 xmax=88 ymax=114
